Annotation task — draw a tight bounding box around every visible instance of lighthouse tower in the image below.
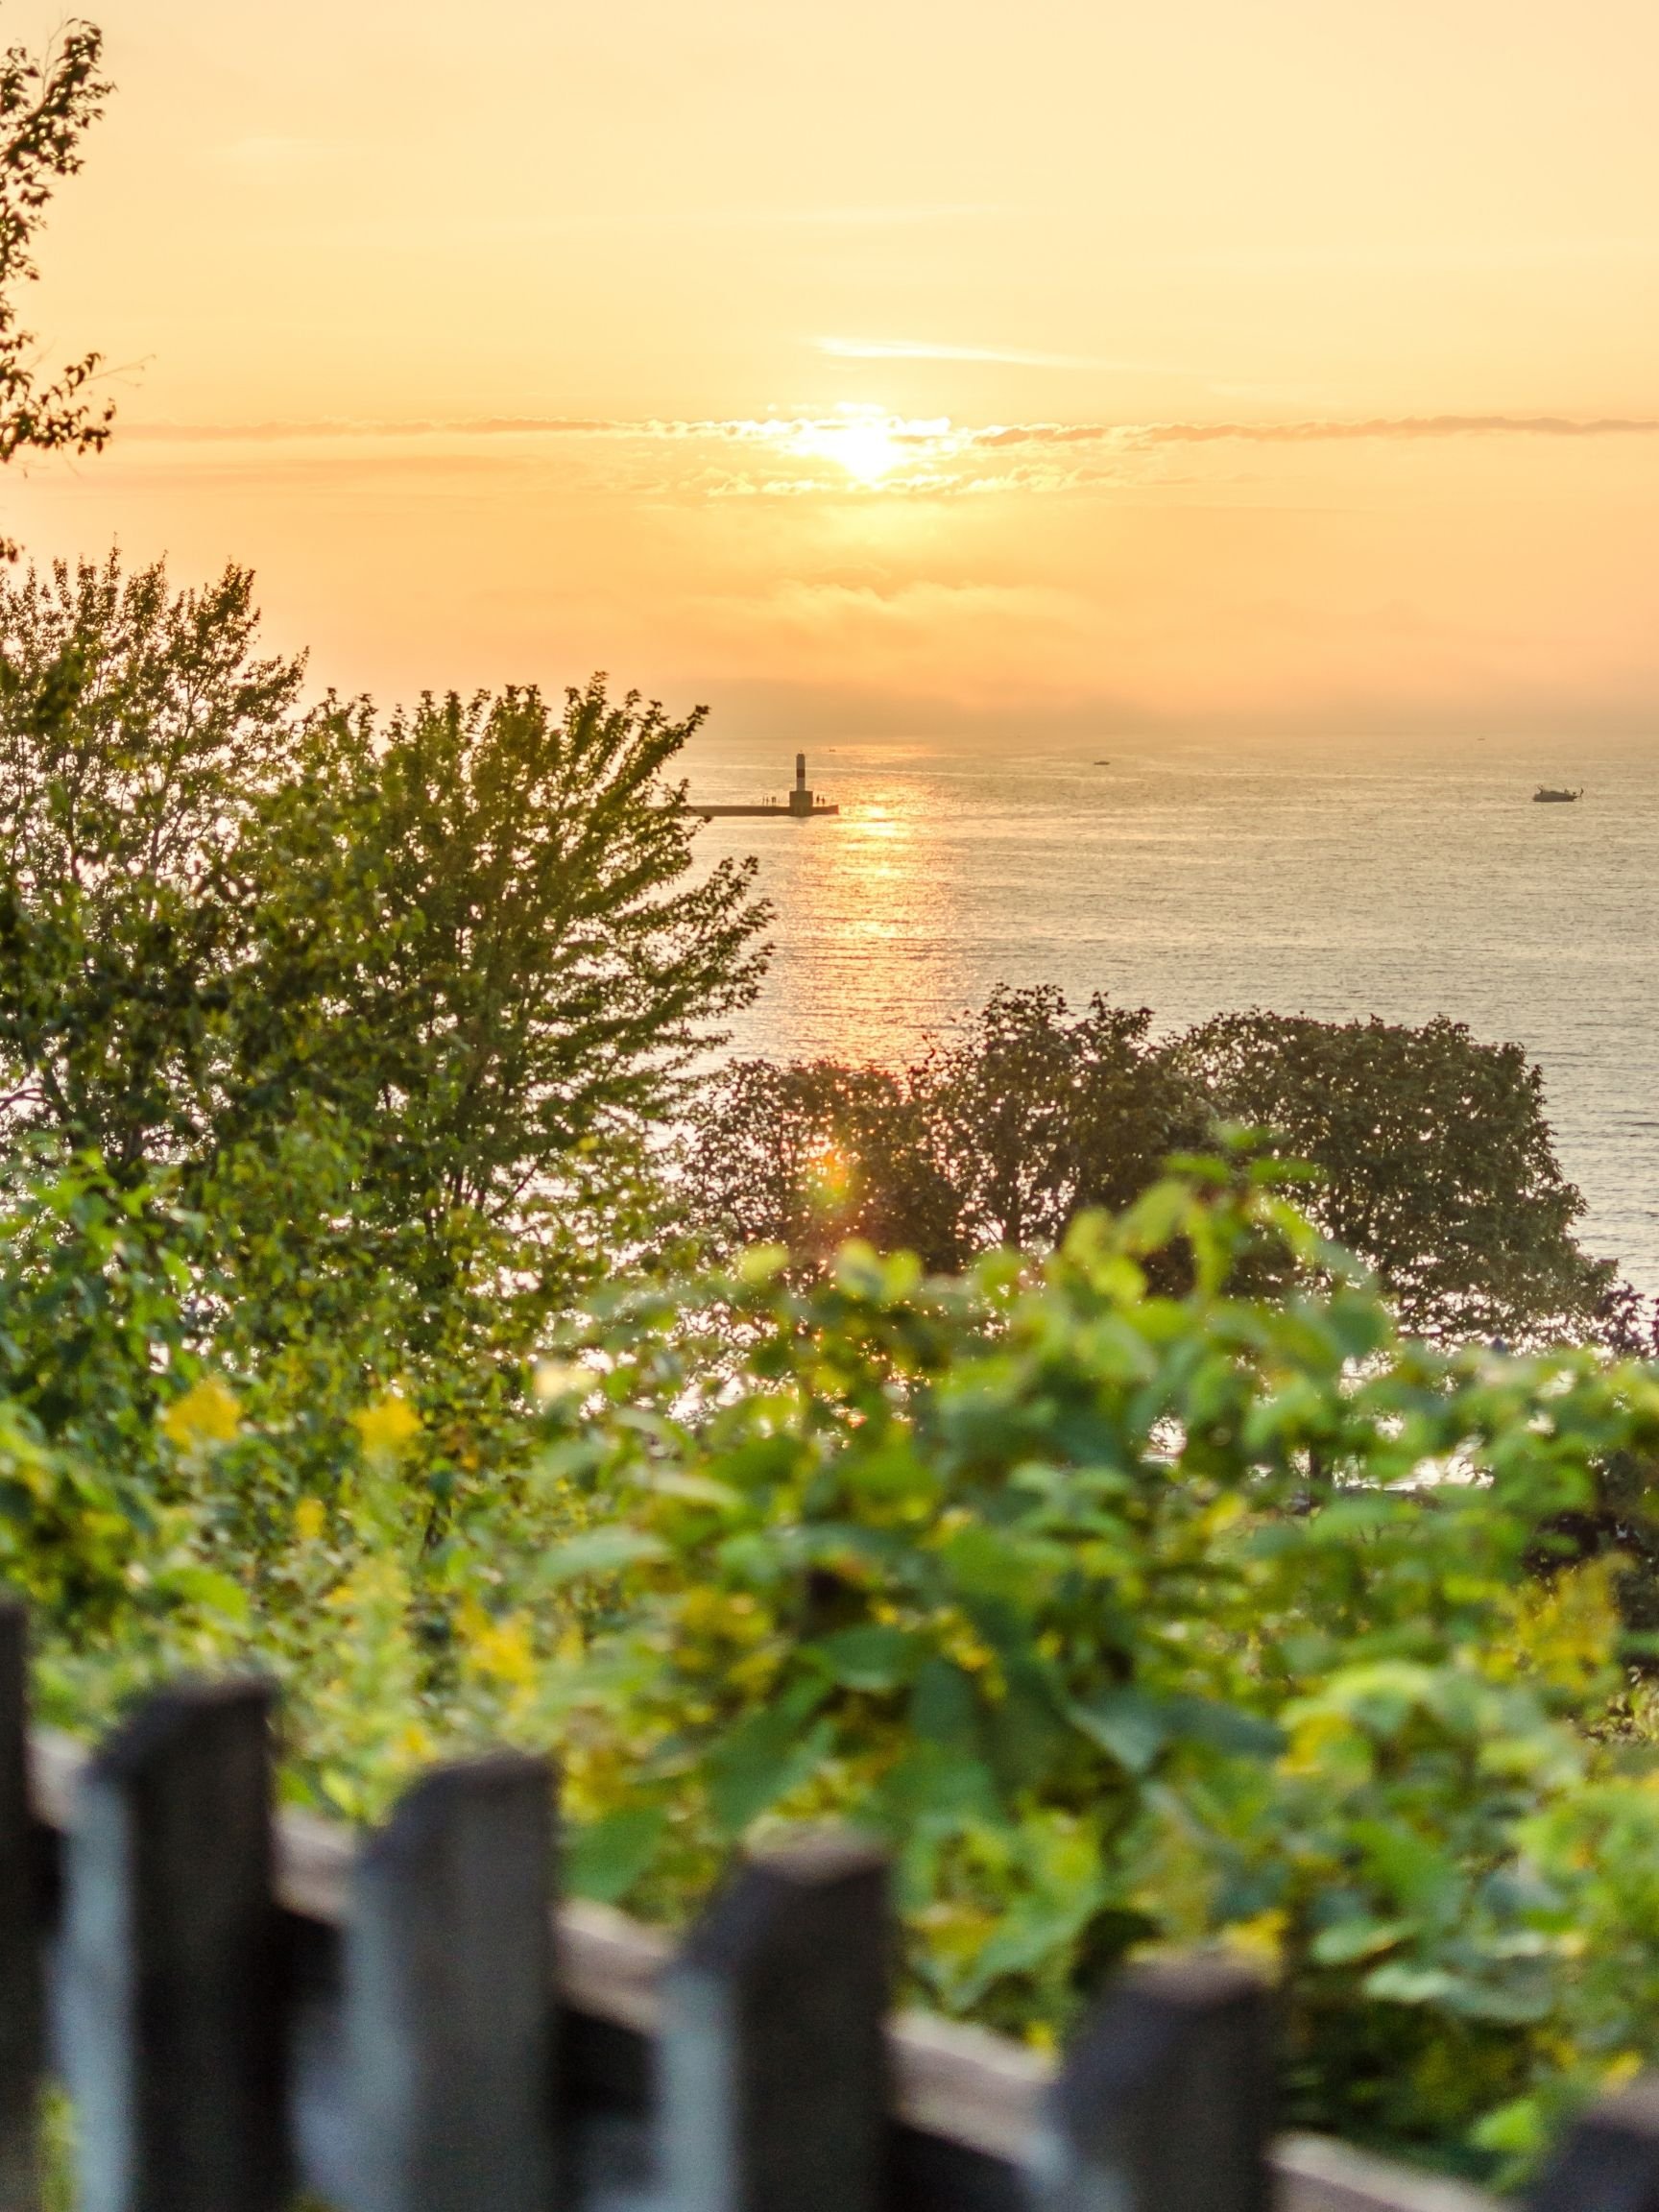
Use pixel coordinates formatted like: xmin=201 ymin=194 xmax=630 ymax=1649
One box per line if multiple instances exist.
xmin=680 ymin=752 xmax=836 ymax=818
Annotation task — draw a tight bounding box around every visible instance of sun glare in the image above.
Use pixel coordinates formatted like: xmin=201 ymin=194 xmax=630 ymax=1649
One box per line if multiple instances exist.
xmin=826 ymin=420 xmax=903 ymax=483
xmin=792 ymin=409 xmax=905 ymax=484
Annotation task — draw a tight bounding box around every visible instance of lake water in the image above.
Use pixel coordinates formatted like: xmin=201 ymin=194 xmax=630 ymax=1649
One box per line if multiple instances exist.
xmin=684 ymin=728 xmax=1659 ymax=1296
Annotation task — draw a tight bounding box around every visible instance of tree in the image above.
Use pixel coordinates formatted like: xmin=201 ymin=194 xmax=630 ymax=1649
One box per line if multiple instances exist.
xmin=0 ymin=564 xmax=773 ymax=1331
xmin=684 ymin=1057 xmax=964 ymax=1271
xmin=0 ymin=14 xmax=114 ymax=547
xmin=1171 ymin=1009 xmax=1611 ymax=1342
xmin=0 ymin=550 xmax=774 ymax=1324
xmin=236 ymin=680 xmax=770 ymax=1247
xmin=914 ymin=985 xmax=1207 ymax=1251
xmin=684 ymin=987 xmax=1206 ymax=1274
xmin=0 ymin=555 xmax=308 ymax=1172
xmin=687 ymin=991 xmax=1611 ymax=1344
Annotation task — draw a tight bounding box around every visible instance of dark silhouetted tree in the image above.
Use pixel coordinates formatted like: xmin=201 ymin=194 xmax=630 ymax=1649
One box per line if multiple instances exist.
xmin=1170 ymin=1009 xmax=1611 ymax=1342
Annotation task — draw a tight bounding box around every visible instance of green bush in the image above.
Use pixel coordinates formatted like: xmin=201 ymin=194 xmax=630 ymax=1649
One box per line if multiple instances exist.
xmin=12 ymin=1148 xmax=1659 ymax=2184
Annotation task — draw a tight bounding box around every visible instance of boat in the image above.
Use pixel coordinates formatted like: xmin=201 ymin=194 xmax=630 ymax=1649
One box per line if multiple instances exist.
xmin=1532 ymin=786 xmax=1583 ymax=804
xmin=1094 ymin=758 xmax=1111 ymax=766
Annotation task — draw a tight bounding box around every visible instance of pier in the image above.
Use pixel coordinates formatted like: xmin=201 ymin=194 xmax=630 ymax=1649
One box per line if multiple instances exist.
xmin=685 ymin=752 xmax=839 ymax=820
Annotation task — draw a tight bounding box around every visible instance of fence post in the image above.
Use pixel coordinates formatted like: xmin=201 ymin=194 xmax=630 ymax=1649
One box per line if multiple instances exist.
xmin=60 ymin=1678 xmax=285 ymax=2212
xmin=1027 ymin=1956 xmax=1273 ymax=2212
xmin=1529 ymin=2074 xmax=1659 ymax=2210
xmin=346 ymin=1752 xmax=559 ymax=2212
xmin=658 ymin=1830 xmax=891 ymax=2212
xmin=0 ymin=1599 xmax=37 ymax=2212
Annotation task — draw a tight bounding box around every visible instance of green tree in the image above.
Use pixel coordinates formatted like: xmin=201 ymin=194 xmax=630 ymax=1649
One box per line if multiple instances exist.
xmin=685 ymin=987 xmax=1205 ymax=1274
xmin=0 ymin=560 xmax=772 ymax=1334
xmin=691 ymin=991 xmax=1610 ymax=1343
xmin=683 ymin=1057 xmax=965 ymax=1271
xmin=914 ymin=985 xmax=1207 ymax=1251
xmin=1173 ymin=1010 xmax=1611 ymax=1342
xmin=234 ymin=680 xmax=770 ymax=1266
xmin=0 ymin=555 xmax=308 ymax=1171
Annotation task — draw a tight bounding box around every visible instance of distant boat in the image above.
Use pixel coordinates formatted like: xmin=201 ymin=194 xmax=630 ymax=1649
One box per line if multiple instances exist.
xmin=1094 ymin=758 xmax=1111 ymax=765
xmin=1533 ymin=786 xmax=1584 ymax=805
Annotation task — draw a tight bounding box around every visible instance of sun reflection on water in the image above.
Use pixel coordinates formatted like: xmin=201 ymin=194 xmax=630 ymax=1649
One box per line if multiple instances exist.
xmin=696 ymin=770 xmax=967 ymax=1066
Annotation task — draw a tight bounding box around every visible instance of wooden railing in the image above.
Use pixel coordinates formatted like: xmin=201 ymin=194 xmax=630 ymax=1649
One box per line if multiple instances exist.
xmin=1 ymin=1597 xmax=1651 ymax=2211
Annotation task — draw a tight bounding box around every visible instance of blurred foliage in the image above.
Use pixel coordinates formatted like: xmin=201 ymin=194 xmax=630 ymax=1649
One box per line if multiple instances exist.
xmin=10 ymin=1149 xmax=1659 ymax=2185
xmin=533 ymin=1154 xmax=1659 ymax=2180
xmin=685 ymin=985 xmax=1619 ymax=1347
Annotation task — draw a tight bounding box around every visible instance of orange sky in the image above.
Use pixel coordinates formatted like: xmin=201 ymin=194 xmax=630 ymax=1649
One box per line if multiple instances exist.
xmin=4 ymin=0 xmax=1658 ymax=738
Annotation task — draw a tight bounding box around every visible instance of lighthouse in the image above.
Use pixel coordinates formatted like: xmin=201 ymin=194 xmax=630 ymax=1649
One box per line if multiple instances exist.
xmin=681 ymin=753 xmax=839 ymax=819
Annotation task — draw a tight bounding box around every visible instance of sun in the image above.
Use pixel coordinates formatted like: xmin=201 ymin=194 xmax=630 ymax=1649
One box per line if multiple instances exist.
xmin=793 ymin=410 xmax=904 ymax=484
xmin=824 ymin=419 xmax=903 ymax=483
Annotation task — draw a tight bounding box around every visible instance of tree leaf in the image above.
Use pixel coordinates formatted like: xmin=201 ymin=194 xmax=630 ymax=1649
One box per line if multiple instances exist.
xmin=539 ymin=1528 xmax=668 ymax=1586
xmin=568 ymin=1804 xmax=668 ymax=1904
xmin=704 ymin=1678 xmax=835 ymax=1836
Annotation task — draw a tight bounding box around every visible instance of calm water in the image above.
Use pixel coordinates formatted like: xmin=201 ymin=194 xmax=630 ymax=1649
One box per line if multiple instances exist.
xmin=684 ymin=731 xmax=1659 ymax=1295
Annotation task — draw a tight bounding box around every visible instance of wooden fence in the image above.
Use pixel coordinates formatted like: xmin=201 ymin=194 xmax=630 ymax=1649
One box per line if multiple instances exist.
xmin=3 ymin=1597 xmax=1656 ymax=2212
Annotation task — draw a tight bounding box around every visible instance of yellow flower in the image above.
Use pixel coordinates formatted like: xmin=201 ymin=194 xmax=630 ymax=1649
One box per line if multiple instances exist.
xmin=469 ymin=1613 xmax=537 ymax=1689
xmin=1222 ymin=1909 xmax=1288 ymax=1973
xmin=395 ymin=1720 xmax=436 ymax=1765
xmin=160 ymin=1375 xmax=241 ymax=1452
xmin=1279 ymin=1706 xmax=1359 ymax=1778
xmin=293 ymin=1497 xmax=326 ymax=1545
xmin=351 ymin=1394 xmax=421 ymax=1460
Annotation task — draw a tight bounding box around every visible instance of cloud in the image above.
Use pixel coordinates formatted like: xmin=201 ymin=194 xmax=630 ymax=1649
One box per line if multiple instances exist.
xmin=103 ymin=407 xmax=1659 ymax=509
xmin=974 ymin=413 xmax=1659 ymax=449
xmin=422 ymin=203 xmax=999 ymax=244
xmin=757 ymin=204 xmax=995 ymax=229
xmin=816 ymin=337 xmax=1107 ymax=369
xmin=123 ymin=407 xmax=1659 ymax=452
xmin=121 ymin=418 xmax=615 ymax=444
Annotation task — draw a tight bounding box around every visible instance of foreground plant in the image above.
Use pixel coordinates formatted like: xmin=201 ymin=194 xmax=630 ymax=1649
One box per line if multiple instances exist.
xmin=11 ymin=1153 xmax=1659 ymax=2184
xmin=522 ymin=1158 xmax=1659 ymax=2178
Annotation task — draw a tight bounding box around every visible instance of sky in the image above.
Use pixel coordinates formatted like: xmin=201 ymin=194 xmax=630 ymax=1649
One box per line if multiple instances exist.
xmin=4 ymin=0 xmax=1658 ymax=741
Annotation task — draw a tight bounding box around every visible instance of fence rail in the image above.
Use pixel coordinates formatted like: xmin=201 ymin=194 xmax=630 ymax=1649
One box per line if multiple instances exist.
xmin=1 ymin=1598 xmax=1652 ymax=2212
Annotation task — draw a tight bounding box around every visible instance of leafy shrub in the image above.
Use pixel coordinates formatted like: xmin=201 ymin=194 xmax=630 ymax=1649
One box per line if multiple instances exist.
xmin=12 ymin=1148 xmax=1659 ymax=2182
xmin=528 ymin=1157 xmax=1659 ymax=2177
